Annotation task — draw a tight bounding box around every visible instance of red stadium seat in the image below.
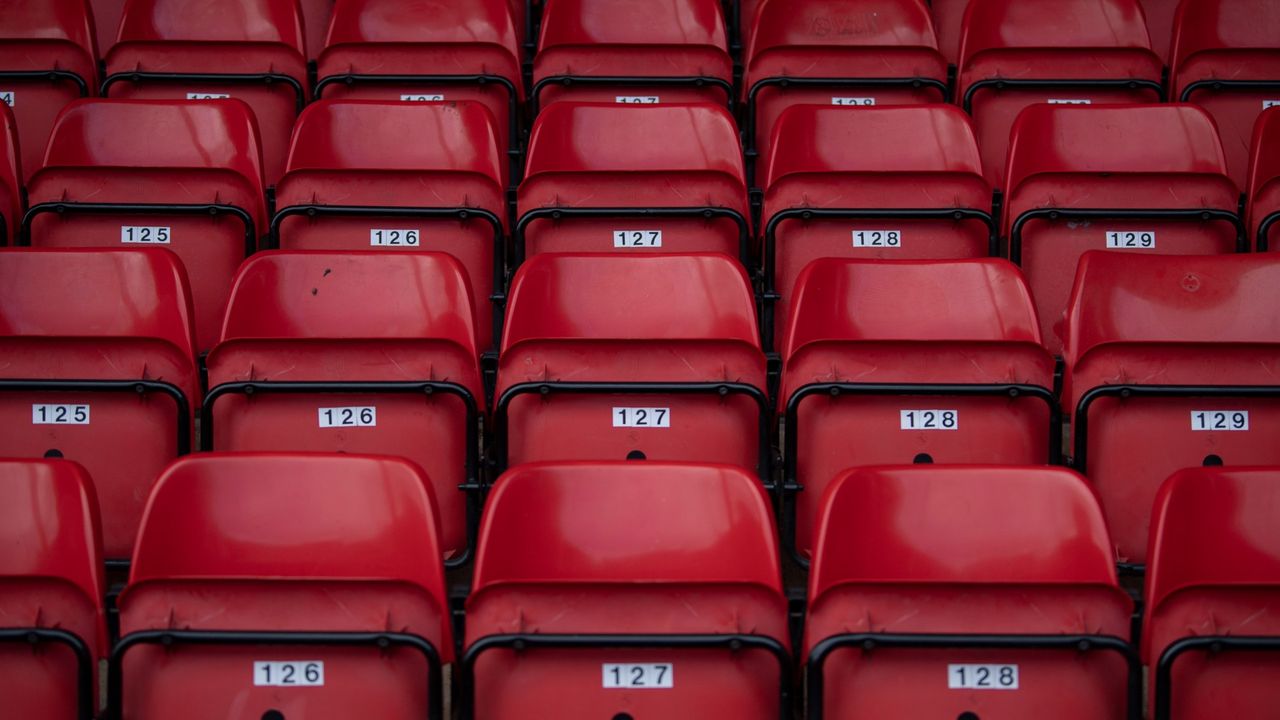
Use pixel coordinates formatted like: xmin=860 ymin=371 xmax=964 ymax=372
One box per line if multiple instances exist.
xmin=102 ymin=0 xmax=308 ymax=185
xmin=516 ymin=102 xmax=750 ymax=269
xmin=1171 ymin=0 xmax=1280 ymax=188
xmin=24 ymin=99 xmax=267 ymax=353
xmin=742 ymin=0 xmax=948 ymax=180
xmin=805 ymin=466 xmax=1137 ymax=719
xmin=1003 ymin=103 xmax=1243 ymax=356
xmin=532 ymin=0 xmax=733 ymax=111
xmin=760 ymin=104 xmax=994 ymax=349
xmin=112 ymin=453 xmax=453 ymax=720
xmin=1064 ymin=252 xmax=1280 ymax=568
xmin=464 ymin=461 xmax=790 ymax=720
xmin=957 ymin=0 xmax=1163 ymax=185
xmin=495 ymin=254 xmax=770 ymax=482
xmin=272 ymin=100 xmax=506 ymax=351
xmin=0 ymin=248 xmax=197 ymax=563
xmin=203 ymin=251 xmax=483 ymax=564
xmin=1144 ymin=466 xmax=1280 ymax=720
xmin=0 ymin=0 xmax=97 ymax=183
xmin=1251 ymin=107 xmax=1280 ymax=250
xmin=0 ymin=103 xmax=20 ymax=245
xmin=0 ymin=459 xmax=106 ymax=720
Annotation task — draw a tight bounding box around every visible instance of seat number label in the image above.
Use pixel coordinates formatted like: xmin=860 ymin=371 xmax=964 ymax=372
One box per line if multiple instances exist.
xmin=1105 ymin=230 xmax=1155 ymax=249
xmin=370 ymin=229 xmax=420 ymax=246
xmin=853 ymin=230 xmax=901 ymax=247
xmin=0 ymin=91 xmax=13 ymax=106
xmin=187 ymin=92 xmax=230 ymax=99
xmin=1264 ymin=100 xmax=1279 ymax=110
xmin=900 ymin=409 xmax=957 ymax=430
xmin=831 ymin=97 xmax=875 ymax=106
xmin=318 ymin=406 xmax=376 ymax=428
xmin=603 ymin=663 xmax=673 ymax=688
xmin=401 ymin=94 xmax=444 ymax=101
xmin=121 ymin=226 xmax=171 ymax=244
xmin=254 ymin=661 xmax=324 ymax=686
xmin=616 ymin=96 xmax=659 ymax=104
xmin=1191 ymin=410 xmax=1249 ymax=431
xmin=949 ymin=664 xmax=1018 ymax=689
xmin=613 ymin=407 xmax=670 ymax=428
xmin=613 ymin=230 xmax=662 ymax=248
xmin=1048 ymin=98 xmax=1091 ymax=104
xmin=32 ymin=404 xmax=89 ymax=425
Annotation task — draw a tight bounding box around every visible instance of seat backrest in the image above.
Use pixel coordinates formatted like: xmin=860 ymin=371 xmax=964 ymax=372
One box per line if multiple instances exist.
xmin=537 ymin=0 xmax=729 ymax=57
xmin=1249 ymin=107 xmax=1280 ymax=249
xmin=959 ymin=0 xmax=1157 ymax=74
xmin=115 ymin=0 xmax=305 ymax=55
xmin=324 ymin=0 xmax=522 ymax=75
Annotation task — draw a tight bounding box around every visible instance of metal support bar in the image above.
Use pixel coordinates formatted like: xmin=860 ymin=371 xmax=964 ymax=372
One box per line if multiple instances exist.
xmin=530 ymin=75 xmax=735 ymax=115
xmin=0 ymin=627 xmax=95 ymax=720
xmin=1154 ymin=635 xmax=1280 ymax=720
xmin=102 ymin=71 xmax=306 ymax=114
xmin=962 ymin=77 xmax=1164 ymax=114
xmin=1258 ymin=210 xmax=1278 ymax=252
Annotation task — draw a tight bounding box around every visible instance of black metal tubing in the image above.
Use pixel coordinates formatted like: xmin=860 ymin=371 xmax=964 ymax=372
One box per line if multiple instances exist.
xmin=807 ymin=632 xmax=1141 ymax=720
xmin=459 ymin=632 xmax=790 ymax=720
xmin=0 ymin=627 xmax=95 ymax=720
xmin=101 ymin=71 xmax=306 ymax=114
xmin=108 ymin=629 xmax=443 ymax=720
xmin=1154 ymin=635 xmax=1280 ymax=720
xmin=202 ymin=380 xmax=481 ymax=568
xmin=268 ymin=204 xmax=507 ymax=348
xmin=1009 ymin=207 xmax=1246 ymax=265
xmin=962 ymin=77 xmax=1164 ymax=114
xmin=493 ymin=380 xmax=774 ymax=487
xmin=782 ymin=382 xmax=1060 ymax=568
xmin=0 ymin=378 xmax=192 ymax=454
xmin=1179 ymin=79 xmax=1280 ymax=103
xmin=21 ymin=201 xmax=257 ymax=256
xmin=530 ymin=75 xmax=735 ymax=114
xmin=1258 ymin=210 xmax=1279 ymax=252
xmin=0 ymin=69 xmax=90 ymax=98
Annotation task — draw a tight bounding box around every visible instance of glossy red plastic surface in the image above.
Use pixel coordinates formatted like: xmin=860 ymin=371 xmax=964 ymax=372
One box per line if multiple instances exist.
xmin=1140 ymin=0 xmax=1178 ymax=62
xmin=0 ymin=103 xmax=20 ymax=244
xmin=0 ymin=248 xmax=197 ymax=560
xmin=119 ymin=452 xmax=453 ymax=718
xmin=467 ymin=461 xmax=787 ymax=720
xmin=1004 ymin=103 xmax=1239 ymax=355
xmin=90 ymin=0 xmax=124 ymax=54
xmin=930 ymin=0 xmax=966 ymax=63
xmin=806 ymin=465 xmax=1132 ymax=719
xmin=300 ymin=0 xmax=335 ymax=60
xmin=1250 ymin=108 xmax=1280 ymax=250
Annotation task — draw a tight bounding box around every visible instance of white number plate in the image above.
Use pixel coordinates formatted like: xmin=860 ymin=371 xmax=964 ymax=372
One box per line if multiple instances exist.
xmin=616 ymin=96 xmax=659 ymax=104
xmin=187 ymin=92 xmax=230 ymax=99
xmin=602 ymin=663 xmax=673 ymax=689
xmin=853 ymin=229 xmax=901 ymax=247
xmin=370 ymin=228 xmax=419 ymax=246
xmin=948 ymin=664 xmax=1018 ymax=690
xmin=1047 ymin=98 xmax=1091 ymax=104
xmin=1105 ymin=230 xmax=1155 ymax=249
xmin=1191 ymin=410 xmax=1249 ymax=431
xmin=121 ymin=226 xmax=171 ymax=244
xmin=401 ymin=94 xmax=444 ymax=101
xmin=253 ymin=661 xmax=324 ymax=687
xmin=0 ymin=91 xmax=13 ymax=106
xmin=900 ymin=409 xmax=958 ymax=430
xmin=1264 ymin=100 xmax=1279 ymax=110
xmin=613 ymin=230 xmax=662 ymax=248
xmin=612 ymin=407 xmax=670 ymax=428
xmin=318 ymin=406 xmax=377 ymax=428
xmin=32 ymin=404 xmax=89 ymax=425
xmin=832 ymin=97 xmax=876 ymax=106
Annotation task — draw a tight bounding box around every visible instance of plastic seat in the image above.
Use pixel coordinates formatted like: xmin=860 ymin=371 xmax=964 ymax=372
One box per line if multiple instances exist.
xmin=760 ymin=104 xmax=995 ymax=349
xmin=957 ymin=0 xmax=1163 ymax=185
xmin=805 ymin=466 xmax=1137 ymax=719
xmin=1063 ymin=252 xmax=1280 ymax=568
xmin=1144 ymin=466 xmax=1280 ymax=720
xmin=112 ymin=453 xmax=453 ymax=720
xmin=0 ymin=0 xmax=97 ymax=183
xmin=495 ymin=253 xmax=769 ymax=481
xmin=1250 ymin=107 xmax=1280 ymax=250
xmin=1171 ymin=0 xmax=1280 ymax=188
xmin=0 ymin=459 xmax=106 ymax=720
xmin=516 ymin=102 xmax=750 ymax=270
xmin=0 ymin=103 xmax=20 ymax=245
xmin=780 ymin=259 xmax=1058 ymax=562
xmin=464 ymin=461 xmax=790 ymax=720
xmin=742 ymin=0 xmax=948 ymax=181
xmin=0 ymin=248 xmax=198 ymax=562
xmin=272 ymin=100 xmax=506 ymax=351
xmin=102 ymin=0 xmax=309 ymax=185
xmin=315 ymin=0 xmax=523 ymax=182
xmin=1003 ymin=103 xmax=1243 ymax=356
xmin=24 ymin=99 xmax=267 ymax=353
xmin=532 ymin=0 xmax=733 ymax=112
xmin=203 ymin=251 xmax=483 ymax=564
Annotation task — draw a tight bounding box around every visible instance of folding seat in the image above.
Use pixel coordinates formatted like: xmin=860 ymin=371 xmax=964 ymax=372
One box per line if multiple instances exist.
xmin=203 ymin=251 xmax=483 ymax=564
xmin=741 ymin=0 xmax=949 ymax=179
xmin=112 ymin=453 xmax=453 ymax=720
xmin=1250 ymin=107 xmax=1280 ymax=250
xmin=0 ymin=248 xmax=198 ymax=564
xmin=315 ymin=0 xmax=523 ymax=181
xmin=464 ymin=461 xmax=790 ymax=720
xmin=1003 ymin=103 xmax=1243 ymax=357
xmin=1171 ymin=0 xmax=1280 ymax=188
xmin=1064 ymin=252 xmax=1280 ymax=569
xmin=272 ymin=100 xmax=506 ymax=351
xmin=760 ymin=104 xmax=995 ymax=349
xmin=780 ymin=258 xmax=1058 ymax=562
xmin=957 ymin=0 xmax=1164 ymax=185
xmin=1144 ymin=466 xmax=1280 ymax=720
xmin=102 ymin=0 xmax=308 ymax=185
xmin=516 ymin=102 xmax=750 ymax=270
xmin=24 ymin=99 xmax=267 ymax=353
xmin=531 ymin=0 xmax=733 ymax=112
xmin=805 ymin=466 xmax=1138 ymax=719
xmin=494 ymin=254 xmax=770 ymax=482
xmin=0 ymin=103 xmax=20 ymax=246
xmin=0 ymin=0 xmax=97 ymax=182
